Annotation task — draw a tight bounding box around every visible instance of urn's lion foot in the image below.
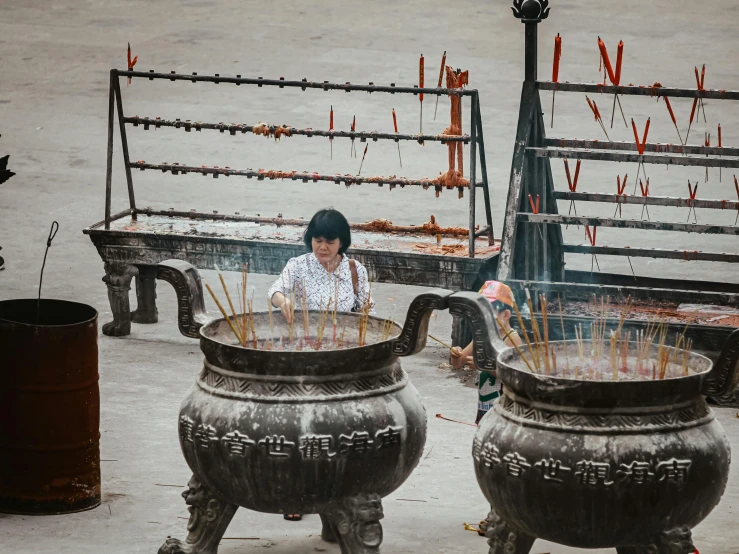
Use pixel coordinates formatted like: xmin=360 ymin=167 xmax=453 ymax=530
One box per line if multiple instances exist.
xmin=320 ymin=513 xmax=338 ymax=543
xmin=158 ymin=537 xmax=190 ymax=554
xmin=323 ymin=494 xmax=384 ymax=554
xmin=158 ymin=475 xmax=238 ymax=554
xmin=484 ymin=508 xmax=535 ymax=554
xmin=617 ymin=525 xmax=696 ymax=554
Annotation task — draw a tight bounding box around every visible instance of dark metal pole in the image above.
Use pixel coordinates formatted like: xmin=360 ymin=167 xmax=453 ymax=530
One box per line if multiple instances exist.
xmin=469 ymin=94 xmax=477 ymax=258
xmin=105 ymin=71 xmax=115 ymax=230
xmin=112 ymin=74 xmax=137 ymax=218
xmin=476 ymin=100 xmax=495 ymax=244
xmin=525 ymin=22 xmax=538 ymax=82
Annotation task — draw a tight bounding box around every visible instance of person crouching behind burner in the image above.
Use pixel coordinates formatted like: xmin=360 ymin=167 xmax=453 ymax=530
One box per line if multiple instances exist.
xmin=450 ymin=280 xmax=522 ymax=425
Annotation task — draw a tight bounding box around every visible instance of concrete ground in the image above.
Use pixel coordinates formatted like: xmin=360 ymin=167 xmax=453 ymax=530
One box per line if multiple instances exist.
xmin=1 ymin=0 xmax=739 ymax=552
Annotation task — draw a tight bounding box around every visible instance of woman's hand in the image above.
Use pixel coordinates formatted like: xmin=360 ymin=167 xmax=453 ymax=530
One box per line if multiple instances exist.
xmin=279 ymin=297 xmax=293 ymax=324
xmin=272 ymin=293 xmax=293 ymax=324
xmin=450 ymin=346 xmax=475 ymax=369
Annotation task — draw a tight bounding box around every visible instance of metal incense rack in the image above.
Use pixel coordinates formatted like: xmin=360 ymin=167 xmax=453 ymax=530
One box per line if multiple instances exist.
xmin=83 ymin=65 xmax=498 ymax=338
xmin=497 ymin=1 xmax=739 ymax=404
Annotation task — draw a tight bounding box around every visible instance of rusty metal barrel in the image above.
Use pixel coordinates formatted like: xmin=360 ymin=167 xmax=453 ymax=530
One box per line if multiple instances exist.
xmin=0 ymin=298 xmax=100 ymax=514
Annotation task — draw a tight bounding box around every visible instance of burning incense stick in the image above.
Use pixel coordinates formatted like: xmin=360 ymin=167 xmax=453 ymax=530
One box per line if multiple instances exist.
xmin=558 ymin=296 xmax=569 ymax=372
xmin=495 ymin=317 xmax=534 ymax=373
xmin=268 ymin=297 xmax=274 ymax=345
xmin=512 ymin=300 xmax=539 ymax=372
xmin=358 ymin=144 xmax=368 ymax=175
xmin=392 ymin=109 xmax=403 ymax=167
xmin=428 ymin=334 xmax=453 ymax=350
xmin=215 ymin=265 xmax=243 ymax=339
xmin=205 ymin=282 xmax=242 ymax=343
xmin=551 ymin=33 xmax=562 ymax=128
xmin=329 ymin=105 xmax=334 ymax=160
xmin=540 ymin=294 xmax=551 ymax=374
xmin=419 ymin=53 xmax=425 ymax=135
xmin=301 ymin=280 xmax=310 ymax=340
xmin=434 ymin=51 xmax=446 ymax=120
xmin=246 ymin=264 xmax=251 ymax=346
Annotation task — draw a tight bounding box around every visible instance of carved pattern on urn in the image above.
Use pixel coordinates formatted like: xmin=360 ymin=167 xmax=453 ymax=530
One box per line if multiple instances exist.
xmin=496 ymin=393 xmax=713 ymax=433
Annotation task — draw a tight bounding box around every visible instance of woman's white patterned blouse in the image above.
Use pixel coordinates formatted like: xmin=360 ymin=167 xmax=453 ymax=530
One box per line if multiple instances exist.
xmin=267 ymin=253 xmax=375 ymax=314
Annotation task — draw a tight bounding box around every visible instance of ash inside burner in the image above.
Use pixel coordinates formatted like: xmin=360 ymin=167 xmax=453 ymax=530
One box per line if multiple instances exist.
xmin=505 ymin=341 xmax=711 ymax=382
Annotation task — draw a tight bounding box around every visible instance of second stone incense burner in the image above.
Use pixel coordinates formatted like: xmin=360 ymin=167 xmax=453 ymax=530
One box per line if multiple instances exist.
xmin=152 ymin=260 xmax=739 ymax=554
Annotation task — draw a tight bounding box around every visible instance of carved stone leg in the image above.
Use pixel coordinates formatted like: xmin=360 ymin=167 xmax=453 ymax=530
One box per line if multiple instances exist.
xmin=324 ymin=494 xmax=384 ymax=554
xmin=320 ymin=513 xmax=337 ymax=543
xmin=451 ymin=315 xmax=472 ymax=348
xmin=616 ymin=526 xmax=696 ymax=554
xmin=131 ymin=265 xmax=158 ymax=324
xmin=159 ymin=475 xmax=238 ymax=554
xmin=102 ymin=262 xmax=138 ymax=337
xmin=484 ymin=508 xmax=535 ymax=554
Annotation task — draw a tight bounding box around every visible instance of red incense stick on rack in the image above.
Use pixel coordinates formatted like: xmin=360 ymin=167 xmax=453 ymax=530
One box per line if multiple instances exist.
xmin=392 ymin=109 xmax=402 ymax=167
xmin=434 ymin=51 xmax=446 ymax=120
xmin=551 ymin=33 xmax=562 ymax=128
xmin=126 ymin=43 xmax=138 ymax=86
xmin=419 ymin=54 xmax=425 ymax=135
xmin=329 ymin=105 xmax=334 ymax=160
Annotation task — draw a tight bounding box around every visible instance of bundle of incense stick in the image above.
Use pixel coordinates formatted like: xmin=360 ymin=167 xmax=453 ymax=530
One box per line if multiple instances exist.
xmin=204 ymin=264 xmax=256 ymax=348
xmin=315 ymin=300 xmax=331 ymax=350
xmin=381 ymin=319 xmax=396 ymax=341
xmin=357 ymin=275 xmax=373 ymax=346
xmin=512 ymin=290 xmax=694 ymax=382
xmin=301 ymin=280 xmax=310 ymax=340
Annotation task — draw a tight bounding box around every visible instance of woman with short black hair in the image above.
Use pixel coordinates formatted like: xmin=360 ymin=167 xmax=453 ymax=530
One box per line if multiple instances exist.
xmin=268 ymin=208 xmax=375 ymax=325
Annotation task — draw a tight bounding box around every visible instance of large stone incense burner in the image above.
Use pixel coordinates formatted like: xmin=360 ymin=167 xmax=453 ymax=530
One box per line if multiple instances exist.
xmin=456 ymin=294 xmax=739 ymax=554
xmin=154 ymin=260 xmax=458 ymax=554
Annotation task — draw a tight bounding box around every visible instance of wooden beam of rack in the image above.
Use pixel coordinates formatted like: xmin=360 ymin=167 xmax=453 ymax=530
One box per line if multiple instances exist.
xmin=506 ymin=279 xmax=739 ymax=305
xmin=562 ymin=244 xmax=739 ymax=263
xmin=125 ymin=116 xmax=471 ymax=144
xmin=118 ymin=69 xmax=474 ymax=96
xmin=537 ymin=81 xmax=739 ymax=101
xmin=518 ymin=213 xmax=739 ymax=235
xmin=553 ymin=191 xmax=739 ymax=211
xmin=543 ymin=138 xmax=739 ymax=158
xmin=130 ymin=162 xmax=483 ymax=189
xmin=528 ymin=147 xmax=739 ymax=169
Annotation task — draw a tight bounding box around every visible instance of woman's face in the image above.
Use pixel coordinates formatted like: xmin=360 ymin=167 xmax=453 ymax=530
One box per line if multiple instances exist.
xmin=312 ymin=236 xmax=341 ymax=267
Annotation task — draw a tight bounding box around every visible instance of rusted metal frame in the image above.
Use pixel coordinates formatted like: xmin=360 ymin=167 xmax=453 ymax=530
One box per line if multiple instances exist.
xmin=529 ymin=147 xmax=739 ymax=168
xmin=540 ymin=121 xmax=565 ymax=282
xmin=129 ymin=162 xmax=483 ymax=189
xmin=519 ymin=213 xmax=739 ymax=235
xmin=562 ymin=244 xmax=739 ymax=263
xmin=532 ymin=94 xmax=545 ymax=281
xmin=475 ymin=96 xmax=495 ymax=245
xmin=543 ymin=138 xmax=739 ymax=158
xmin=88 ymin=208 xmax=133 ymax=231
xmin=474 ymin=225 xmax=493 ymax=239
xmin=536 ymin=81 xmax=739 ymax=101
xmin=134 ymin=208 xmax=480 ymax=238
xmin=554 ymin=191 xmax=739 ymax=211
xmin=105 ymin=71 xmax=115 ymax=230
xmin=112 ymin=74 xmax=137 ymax=218
xmin=506 ymin=278 xmax=739 ymax=306
xmin=124 ymin=117 xmax=470 ymax=144
xmin=469 ymin=92 xmax=477 ymax=258
xmin=497 ymin=81 xmax=538 ymax=281
xmin=119 ymin=69 xmax=473 ymax=96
